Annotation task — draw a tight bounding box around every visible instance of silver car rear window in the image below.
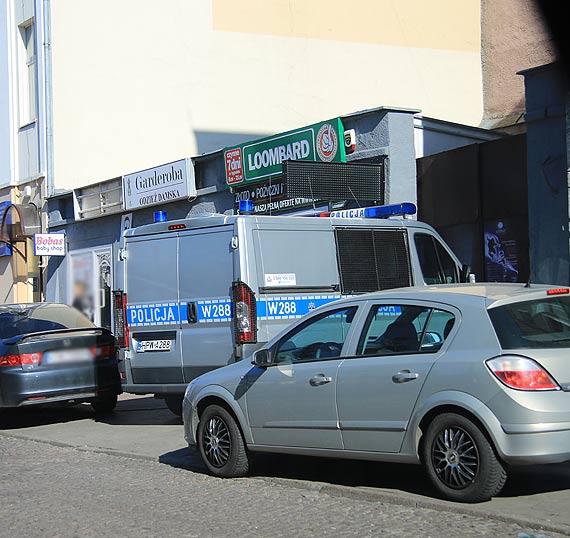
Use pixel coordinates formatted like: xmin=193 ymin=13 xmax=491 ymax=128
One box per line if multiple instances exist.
xmin=0 ymin=304 xmax=94 ymax=339
xmin=488 ymin=296 xmax=570 ymax=349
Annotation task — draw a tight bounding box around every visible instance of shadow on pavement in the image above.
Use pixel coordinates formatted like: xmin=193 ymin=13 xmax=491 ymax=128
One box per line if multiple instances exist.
xmin=0 ymin=395 xmax=182 ymax=429
xmin=95 ymin=396 xmax=182 ymax=427
xmin=0 ymin=404 xmax=95 ymax=430
xmin=499 ymin=462 xmax=570 ymax=496
xmin=159 ymin=445 xmax=570 ymax=500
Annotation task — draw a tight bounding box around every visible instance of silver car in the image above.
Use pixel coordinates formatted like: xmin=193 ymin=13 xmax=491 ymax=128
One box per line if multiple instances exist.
xmin=183 ymin=283 xmax=570 ymax=503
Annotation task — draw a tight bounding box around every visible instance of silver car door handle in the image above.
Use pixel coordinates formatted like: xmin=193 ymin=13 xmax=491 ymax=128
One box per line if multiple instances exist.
xmin=310 ymin=374 xmax=333 ymax=386
xmin=392 ymin=371 xmax=419 ymax=383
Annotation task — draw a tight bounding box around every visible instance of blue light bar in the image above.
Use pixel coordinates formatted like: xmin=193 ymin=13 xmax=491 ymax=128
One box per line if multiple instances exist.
xmin=364 ymin=203 xmax=416 ymax=218
xmin=239 ymin=200 xmax=254 ymax=214
xmin=154 ymin=210 xmax=167 ymax=223
xmin=329 ymin=203 xmax=416 ymax=219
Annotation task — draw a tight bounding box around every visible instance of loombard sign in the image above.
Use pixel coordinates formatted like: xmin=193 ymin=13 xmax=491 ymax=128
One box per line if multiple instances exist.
xmin=224 ymin=118 xmax=346 ymax=186
xmin=123 ymin=158 xmax=196 ymax=210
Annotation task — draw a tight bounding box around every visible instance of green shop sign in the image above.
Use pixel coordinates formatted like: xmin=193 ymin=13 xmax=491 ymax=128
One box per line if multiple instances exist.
xmin=224 ymin=118 xmax=346 ymax=186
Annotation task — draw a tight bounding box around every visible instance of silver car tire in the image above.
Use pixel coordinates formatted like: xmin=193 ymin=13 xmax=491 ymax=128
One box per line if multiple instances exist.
xmin=422 ymin=413 xmax=507 ymax=503
xmin=197 ymin=405 xmax=250 ymax=478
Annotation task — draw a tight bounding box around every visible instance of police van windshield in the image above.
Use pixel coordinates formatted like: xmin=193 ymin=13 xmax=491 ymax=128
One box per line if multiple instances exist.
xmin=488 ymin=296 xmax=570 ymax=349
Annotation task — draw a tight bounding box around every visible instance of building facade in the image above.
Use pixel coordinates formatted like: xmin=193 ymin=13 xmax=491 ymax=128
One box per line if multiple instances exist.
xmin=0 ymin=0 xmax=562 ymax=308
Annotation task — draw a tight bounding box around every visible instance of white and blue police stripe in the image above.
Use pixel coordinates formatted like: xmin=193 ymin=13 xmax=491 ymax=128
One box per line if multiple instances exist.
xmin=126 ymin=294 xmax=343 ymax=327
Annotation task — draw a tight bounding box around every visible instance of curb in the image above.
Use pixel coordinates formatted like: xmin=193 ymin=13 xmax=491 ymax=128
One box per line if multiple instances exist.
xmin=2 ymin=431 xmax=569 ymax=537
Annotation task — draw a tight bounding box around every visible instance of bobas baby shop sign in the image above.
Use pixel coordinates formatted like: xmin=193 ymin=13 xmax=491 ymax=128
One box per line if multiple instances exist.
xmin=224 ymin=118 xmax=346 ymax=186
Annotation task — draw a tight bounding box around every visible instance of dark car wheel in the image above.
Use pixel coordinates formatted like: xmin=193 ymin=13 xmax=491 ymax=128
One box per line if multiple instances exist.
xmin=91 ymin=394 xmax=118 ymax=414
xmin=197 ymin=405 xmax=250 ymax=478
xmin=164 ymin=395 xmax=184 ymax=417
xmin=422 ymin=413 xmax=507 ymax=503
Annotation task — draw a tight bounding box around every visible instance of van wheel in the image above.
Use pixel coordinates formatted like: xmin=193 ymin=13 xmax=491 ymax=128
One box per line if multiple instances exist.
xmin=91 ymin=394 xmax=118 ymax=414
xmin=164 ymin=395 xmax=183 ymax=416
xmin=422 ymin=413 xmax=507 ymax=503
xmin=198 ymin=405 xmax=250 ymax=478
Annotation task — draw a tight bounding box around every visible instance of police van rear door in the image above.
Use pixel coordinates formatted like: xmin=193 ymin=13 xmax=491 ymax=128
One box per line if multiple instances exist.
xmin=178 ymin=226 xmax=235 ymax=382
xmin=125 ymin=233 xmax=184 ymax=386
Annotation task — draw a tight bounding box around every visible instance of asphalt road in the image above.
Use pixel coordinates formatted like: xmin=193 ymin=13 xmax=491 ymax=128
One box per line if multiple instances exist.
xmin=1 ymin=394 xmax=570 ymax=537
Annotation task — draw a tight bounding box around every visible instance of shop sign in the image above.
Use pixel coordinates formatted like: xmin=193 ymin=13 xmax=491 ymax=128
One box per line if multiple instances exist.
xmin=224 ymin=118 xmax=346 ymax=186
xmin=34 ymin=233 xmax=66 ymax=256
xmin=233 ymin=176 xmax=319 ymax=215
xmin=122 ymin=158 xmax=196 ymax=211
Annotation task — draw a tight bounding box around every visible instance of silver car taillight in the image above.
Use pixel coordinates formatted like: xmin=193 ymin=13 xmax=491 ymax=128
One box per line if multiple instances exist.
xmin=486 ymin=355 xmax=560 ymax=391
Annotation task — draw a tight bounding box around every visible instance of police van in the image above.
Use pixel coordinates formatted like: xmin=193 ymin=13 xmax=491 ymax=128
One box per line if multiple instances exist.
xmin=112 ymin=203 xmax=469 ymax=415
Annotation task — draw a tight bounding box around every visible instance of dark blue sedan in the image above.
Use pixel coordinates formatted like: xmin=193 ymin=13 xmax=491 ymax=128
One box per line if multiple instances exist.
xmin=0 ymin=303 xmax=121 ymax=413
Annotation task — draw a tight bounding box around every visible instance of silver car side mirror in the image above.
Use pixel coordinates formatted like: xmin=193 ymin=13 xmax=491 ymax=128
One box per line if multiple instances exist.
xmin=252 ymin=349 xmax=272 ymax=368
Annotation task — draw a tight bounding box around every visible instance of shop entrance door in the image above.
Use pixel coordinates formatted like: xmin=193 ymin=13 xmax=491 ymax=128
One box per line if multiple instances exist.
xmin=69 ymin=247 xmax=113 ymax=330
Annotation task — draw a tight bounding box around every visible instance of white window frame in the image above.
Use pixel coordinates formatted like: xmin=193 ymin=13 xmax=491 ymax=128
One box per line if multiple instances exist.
xmin=18 ymin=19 xmax=37 ymax=126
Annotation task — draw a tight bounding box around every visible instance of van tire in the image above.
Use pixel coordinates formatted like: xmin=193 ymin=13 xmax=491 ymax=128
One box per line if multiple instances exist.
xmin=198 ymin=404 xmax=250 ymax=478
xmin=164 ymin=395 xmax=183 ymax=416
xmin=422 ymin=413 xmax=507 ymax=503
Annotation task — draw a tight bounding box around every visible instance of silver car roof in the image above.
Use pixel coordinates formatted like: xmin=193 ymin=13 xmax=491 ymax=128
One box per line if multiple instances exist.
xmin=345 ymin=283 xmax=569 ymax=309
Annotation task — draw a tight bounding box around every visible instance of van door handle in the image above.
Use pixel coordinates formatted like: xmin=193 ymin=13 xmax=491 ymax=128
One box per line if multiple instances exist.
xmin=187 ymin=302 xmax=198 ymax=324
xmin=392 ymin=371 xmax=419 ymax=383
xmin=310 ymin=374 xmax=332 ymax=386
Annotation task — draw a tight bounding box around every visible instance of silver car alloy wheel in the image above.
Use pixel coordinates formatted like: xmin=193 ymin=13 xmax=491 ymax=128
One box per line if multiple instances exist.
xmin=203 ymin=416 xmax=232 ymax=468
xmin=431 ymin=425 xmax=480 ymax=489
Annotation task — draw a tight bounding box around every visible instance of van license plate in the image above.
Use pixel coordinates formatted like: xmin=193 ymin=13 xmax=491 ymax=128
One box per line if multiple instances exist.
xmin=136 ymin=340 xmax=172 ymax=352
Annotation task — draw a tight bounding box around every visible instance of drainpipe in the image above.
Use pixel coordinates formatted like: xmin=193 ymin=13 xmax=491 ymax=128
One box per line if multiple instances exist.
xmin=42 ymin=0 xmax=54 ymax=198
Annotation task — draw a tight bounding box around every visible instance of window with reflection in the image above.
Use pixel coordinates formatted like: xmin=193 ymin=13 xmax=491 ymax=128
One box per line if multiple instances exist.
xmin=356 ymin=304 xmax=455 ymax=356
xmin=275 ymin=307 xmax=357 ymax=364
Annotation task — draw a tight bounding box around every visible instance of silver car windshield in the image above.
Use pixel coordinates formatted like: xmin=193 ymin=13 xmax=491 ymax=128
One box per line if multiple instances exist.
xmin=488 ymin=296 xmax=570 ymax=349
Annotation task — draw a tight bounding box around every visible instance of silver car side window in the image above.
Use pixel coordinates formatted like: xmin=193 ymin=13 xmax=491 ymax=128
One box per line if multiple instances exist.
xmin=356 ymin=305 xmax=455 ymax=356
xmin=420 ymin=309 xmax=456 ymax=351
xmin=274 ymin=307 xmax=357 ymax=364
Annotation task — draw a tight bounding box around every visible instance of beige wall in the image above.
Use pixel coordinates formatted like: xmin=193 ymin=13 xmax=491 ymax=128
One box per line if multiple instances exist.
xmin=50 ymin=0 xmax=482 ymax=190
xmin=481 ymin=0 xmax=558 ymax=130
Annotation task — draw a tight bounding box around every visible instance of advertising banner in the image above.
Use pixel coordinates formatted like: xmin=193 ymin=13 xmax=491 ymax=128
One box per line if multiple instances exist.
xmin=224 ymin=118 xmax=346 ymax=187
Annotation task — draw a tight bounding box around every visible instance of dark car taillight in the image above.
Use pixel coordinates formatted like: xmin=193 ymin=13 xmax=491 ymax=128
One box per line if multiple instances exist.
xmin=91 ymin=345 xmax=117 ymax=359
xmin=0 ymin=352 xmax=42 ymax=369
xmin=231 ymin=281 xmax=257 ymax=344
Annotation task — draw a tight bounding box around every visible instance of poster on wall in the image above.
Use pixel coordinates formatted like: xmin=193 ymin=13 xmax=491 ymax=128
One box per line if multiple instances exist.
xmin=484 ymin=219 xmax=519 ymax=282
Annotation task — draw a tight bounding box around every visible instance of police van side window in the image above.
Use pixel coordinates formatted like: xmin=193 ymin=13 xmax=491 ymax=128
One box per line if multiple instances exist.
xmin=335 ymin=229 xmax=412 ymax=293
xmin=414 ymin=234 xmax=459 ymax=285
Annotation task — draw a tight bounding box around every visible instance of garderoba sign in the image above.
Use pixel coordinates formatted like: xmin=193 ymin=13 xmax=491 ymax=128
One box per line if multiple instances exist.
xmin=224 ymin=118 xmax=346 ymax=186
xmin=122 ymin=158 xmax=196 ymax=210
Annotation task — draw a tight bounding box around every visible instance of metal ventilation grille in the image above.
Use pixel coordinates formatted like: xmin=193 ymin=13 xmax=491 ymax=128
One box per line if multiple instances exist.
xmin=335 ymin=229 xmax=412 ymax=293
xmin=284 ymin=160 xmax=385 ymax=201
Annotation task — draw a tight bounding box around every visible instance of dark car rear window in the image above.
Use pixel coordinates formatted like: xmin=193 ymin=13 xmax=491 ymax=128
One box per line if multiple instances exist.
xmin=488 ymin=296 xmax=570 ymax=349
xmin=0 ymin=304 xmax=94 ymax=339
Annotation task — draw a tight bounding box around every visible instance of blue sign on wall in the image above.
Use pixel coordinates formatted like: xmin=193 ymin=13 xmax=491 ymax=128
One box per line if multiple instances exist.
xmin=0 ymin=201 xmax=12 ymax=257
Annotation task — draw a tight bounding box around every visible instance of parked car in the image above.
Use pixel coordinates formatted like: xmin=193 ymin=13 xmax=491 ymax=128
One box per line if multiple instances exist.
xmin=183 ymin=283 xmax=570 ymax=503
xmin=0 ymin=303 xmax=121 ymax=413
